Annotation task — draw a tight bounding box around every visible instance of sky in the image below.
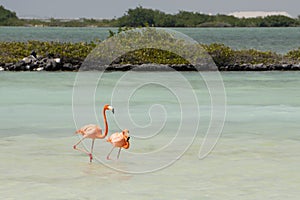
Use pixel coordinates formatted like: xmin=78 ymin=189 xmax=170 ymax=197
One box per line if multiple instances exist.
xmin=0 ymin=0 xmax=299 ymax=19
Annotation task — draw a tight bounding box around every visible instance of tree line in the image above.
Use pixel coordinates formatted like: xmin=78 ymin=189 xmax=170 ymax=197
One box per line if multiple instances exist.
xmin=1 ymin=5 xmax=300 ymax=27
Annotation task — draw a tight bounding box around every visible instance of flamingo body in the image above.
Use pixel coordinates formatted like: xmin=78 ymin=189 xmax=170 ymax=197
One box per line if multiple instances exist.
xmin=75 ymin=124 xmax=104 ymax=139
xmin=106 ymin=129 xmax=130 ymax=160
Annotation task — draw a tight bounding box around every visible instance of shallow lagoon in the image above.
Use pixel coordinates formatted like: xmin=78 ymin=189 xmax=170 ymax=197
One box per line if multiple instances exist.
xmin=0 ymin=71 xmax=299 ymax=199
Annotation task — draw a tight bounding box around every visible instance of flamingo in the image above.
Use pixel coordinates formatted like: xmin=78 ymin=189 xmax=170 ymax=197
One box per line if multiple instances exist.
xmin=106 ymin=129 xmax=130 ymax=160
xmin=73 ymin=104 xmax=114 ymax=162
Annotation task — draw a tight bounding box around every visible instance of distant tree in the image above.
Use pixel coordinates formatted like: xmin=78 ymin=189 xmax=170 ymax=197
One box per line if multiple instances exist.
xmin=1 ymin=5 xmax=300 ymax=27
xmin=262 ymin=15 xmax=298 ymax=27
xmin=117 ymin=6 xmax=157 ymax=27
xmin=0 ymin=5 xmax=21 ymax=25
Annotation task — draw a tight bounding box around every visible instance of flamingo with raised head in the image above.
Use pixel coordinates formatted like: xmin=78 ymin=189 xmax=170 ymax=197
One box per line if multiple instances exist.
xmin=73 ymin=104 xmax=114 ymax=162
xmin=106 ymin=129 xmax=130 ymax=160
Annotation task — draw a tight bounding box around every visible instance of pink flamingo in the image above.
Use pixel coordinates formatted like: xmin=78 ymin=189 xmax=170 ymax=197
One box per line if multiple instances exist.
xmin=73 ymin=104 xmax=114 ymax=162
xmin=106 ymin=129 xmax=130 ymax=160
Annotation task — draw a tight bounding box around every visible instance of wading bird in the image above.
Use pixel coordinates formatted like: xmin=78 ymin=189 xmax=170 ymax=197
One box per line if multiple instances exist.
xmin=107 ymin=129 xmax=130 ymax=160
xmin=73 ymin=104 xmax=114 ymax=162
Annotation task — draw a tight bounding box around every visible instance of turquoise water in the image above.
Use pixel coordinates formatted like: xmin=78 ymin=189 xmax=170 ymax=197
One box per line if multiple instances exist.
xmin=0 ymin=71 xmax=299 ymax=199
xmin=1 ymin=26 xmax=300 ymax=53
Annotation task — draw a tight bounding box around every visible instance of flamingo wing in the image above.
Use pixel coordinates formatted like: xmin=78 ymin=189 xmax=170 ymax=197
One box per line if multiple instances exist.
xmin=76 ymin=124 xmax=101 ymax=136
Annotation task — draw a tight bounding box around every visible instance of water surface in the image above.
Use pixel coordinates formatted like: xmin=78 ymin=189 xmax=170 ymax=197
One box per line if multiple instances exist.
xmin=1 ymin=27 xmax=300 ymax=53
xmin=0 ymin=71 xmax=299 ymax=199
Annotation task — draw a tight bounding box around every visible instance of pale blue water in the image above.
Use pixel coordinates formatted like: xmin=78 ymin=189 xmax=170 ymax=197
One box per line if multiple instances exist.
xmin=1 ymin=26 xmax=300 ymax=53
xmin=0 ymin=71 xmax=299 ymax=199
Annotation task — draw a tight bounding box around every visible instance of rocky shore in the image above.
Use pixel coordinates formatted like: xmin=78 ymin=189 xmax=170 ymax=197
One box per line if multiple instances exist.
xmin=0 ymin=53 xmax=81 ymax=72
xmin=1 ymin=56 xmax=300 ymax=72
xmin=1 ymin=41 xmax=300 ymax=72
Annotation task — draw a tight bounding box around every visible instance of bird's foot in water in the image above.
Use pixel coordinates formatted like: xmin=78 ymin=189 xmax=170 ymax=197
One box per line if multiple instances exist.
xmin=89 ymin=153 xmax=93 ymax=162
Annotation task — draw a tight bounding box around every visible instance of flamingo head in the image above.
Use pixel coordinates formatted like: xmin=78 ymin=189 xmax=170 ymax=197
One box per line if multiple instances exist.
xmin=104 ymin=104 xmax=114 ymax=114
xmin=122 ymin=129 xmax=130 ymax=140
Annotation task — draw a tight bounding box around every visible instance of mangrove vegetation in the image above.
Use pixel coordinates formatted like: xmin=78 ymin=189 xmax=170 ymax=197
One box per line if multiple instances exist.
xmin=1 ymin=5 xmax=300 ymax=27
xmin=1 ymin=40 xmax=300 ymax=71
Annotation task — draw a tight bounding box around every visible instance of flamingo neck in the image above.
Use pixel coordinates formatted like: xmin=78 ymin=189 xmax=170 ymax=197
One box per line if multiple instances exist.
xmin=102 ymin=108 xmax=108 ymax=138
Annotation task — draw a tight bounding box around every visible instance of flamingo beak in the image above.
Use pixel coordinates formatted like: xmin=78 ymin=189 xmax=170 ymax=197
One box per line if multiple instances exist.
xmin=108 ymin=105 xmax=114 ymax=114
xmin=127 ymin=136 xmax=130 ymax=142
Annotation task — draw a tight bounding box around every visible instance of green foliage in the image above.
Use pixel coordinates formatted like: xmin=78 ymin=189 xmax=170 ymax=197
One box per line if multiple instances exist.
xmin=258 ymin=15 xmax=298 ymax=27
xmin=113 ymin=7 xmax=300 ymax=28
xmin=0 ymin=39 xmax=297 ymax=67
xmin=0 ymin=5 xmax=23 ymax=25
xmin=0 ymin=41 xmax=96 ymax=63
xmin=1 ymin=5 xmax=299 ymax=27
xmin=113 ymin=48 xmax=188 ymax=65
xmin=286 ymin=48 xmax=300 ymax=61
xmin=234 ymin=49 xmax=281 ymax=64
xmin=107 ymin=27 xmax=133 ymax=38
xmin=202 ymin=43 xmax=235 ymax=66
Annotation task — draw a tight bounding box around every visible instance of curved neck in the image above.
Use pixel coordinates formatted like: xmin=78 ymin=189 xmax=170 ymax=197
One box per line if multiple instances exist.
xmin=102 ymin=108 xmax=108 ymax=137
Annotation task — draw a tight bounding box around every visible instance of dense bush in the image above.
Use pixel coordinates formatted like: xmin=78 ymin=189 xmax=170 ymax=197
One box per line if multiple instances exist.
xmin=0 ymin=40 xmax=297 ymax=67
xmin=0 ymin=41 xmax=96 ymax=63
xmin=202 ymin=43 xmax=235 ymax=66
xmin=286 ymin=48 xmax=300 ymax=61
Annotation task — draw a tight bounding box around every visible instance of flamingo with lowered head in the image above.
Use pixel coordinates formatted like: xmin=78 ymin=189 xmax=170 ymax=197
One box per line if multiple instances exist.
xmin=106 ymin=129 xmax=130 ymax=160
xmin=73 ymin=104 xmax=114 ymax=162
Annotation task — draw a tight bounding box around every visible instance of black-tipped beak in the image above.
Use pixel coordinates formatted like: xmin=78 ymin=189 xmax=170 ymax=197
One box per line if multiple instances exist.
xmin=127 ymin=136 xmax=130 ymax=142
xmin=112 ymin=108 xmax=115 ymax=114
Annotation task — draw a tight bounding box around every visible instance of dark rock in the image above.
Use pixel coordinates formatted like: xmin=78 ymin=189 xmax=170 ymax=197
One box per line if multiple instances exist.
xmin=291 ymin=64 xmax=300 ymax=70
xmin=30 ymin=51 xmax=37 ymax=58
xmin=282 ymin=64 xmax=292 ymax=70
xmin=268 ymin=64 xmax=276 ymax=70
xmin=274 ymin=65 xmax=283 ymax=70
xmin=255 ymin=64 xmax=268 ymax=71
xmin=11 ymin=61 xmax=26 ymax=71
xmin=4 ymin=63 xmax=13 ymax=68
xmin=62 ymin=63 xmax=75 ymax=71
xmin=44 ymin=60 xmax=54 ymax=71
xmin=73 ymin=65 xmax=81 ymax=71
xmin=218 ymin=66 xmax=228 ymax=71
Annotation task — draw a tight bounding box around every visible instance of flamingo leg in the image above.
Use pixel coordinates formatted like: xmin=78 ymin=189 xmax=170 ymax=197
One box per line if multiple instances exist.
xmin=73 ymin=136 xmax=92 ymax=161
xmin=117 ymin=148 xmax=122 ymax=159
xmin=106 ymin=146 xmax=115 ymax=160
xmin=90 ymin=139 xmax=95 ymax=162
xmin=73 ymin=136 xmax=86 ymax=147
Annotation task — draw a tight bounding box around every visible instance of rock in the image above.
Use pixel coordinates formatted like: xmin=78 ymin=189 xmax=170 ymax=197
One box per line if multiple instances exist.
xmin=283 ymin=64 xmax=292 ymax=70
xmin=22 ymin=51 xmax=37 ymax=64
xmin=72 ymin=65 xmax=80 ymax=71
xmin=62 ymin=63 xmax=75 ymax=71
xmin=5 ymin=63 xmax=13 ymax=68
xmin=274 ymin=64 xmax=283 ymax=70
xmin=25 ymin=65 xmax=31 ymax=70
xmin=35 ymin=67 xmax=44 ymax=71
xmin=291 ymin=64 xmax=300 ymax=70
xmin=108 ymin=64 xmax=133 ymax=71
xmin=218 ymin=66 xmax=228 ymax=71
xmin=268 ymin=64 xmax=276 ymax=70
xmin=22 ymin=56 xmax=36 ymax=64
xmin=11 ymin=61 xmax=25 ymax=71
xmin=53 ymin=58 xmax=61 ymax=63
xmin=0 ymin=67 xmax=4 ymax=71
xmin=44 ymin=60 xmax=54 ymax=71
